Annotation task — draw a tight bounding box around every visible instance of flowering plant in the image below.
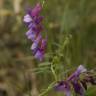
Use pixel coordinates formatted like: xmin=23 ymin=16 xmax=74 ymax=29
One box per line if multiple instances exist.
xmin=23 ymin=2 xmax=96 ymax=96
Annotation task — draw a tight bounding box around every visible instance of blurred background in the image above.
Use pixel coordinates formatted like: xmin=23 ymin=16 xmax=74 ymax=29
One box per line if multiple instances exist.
xmin=0 ymin=0 xmax=96 ymax=96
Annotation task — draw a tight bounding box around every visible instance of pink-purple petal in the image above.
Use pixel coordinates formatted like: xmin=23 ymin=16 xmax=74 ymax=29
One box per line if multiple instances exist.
xmin=76 ymin=65 xmax=87 ymax=75
xmin=35 ymin=50 xmax=43 ymax=61
xmin=31 ymin=42 xmax=38 ymax=50
xmin=26 ymin=29 xmax=32 ymax=36
xmin=24 ymin=14 xmax=32 ymax=23
xmin=31 ymin=3 xmax=42 ymax=17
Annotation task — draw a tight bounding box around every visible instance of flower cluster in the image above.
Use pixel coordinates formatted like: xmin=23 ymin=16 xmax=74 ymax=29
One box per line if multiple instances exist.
xmin=54 ymin=65 xmax=96 ymax=96
xmin=23 ymin=3 xmax=47 ymax=61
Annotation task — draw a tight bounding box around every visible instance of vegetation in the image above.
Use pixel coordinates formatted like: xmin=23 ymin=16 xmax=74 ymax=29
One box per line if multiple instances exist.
xmin=0 ymin=0 xmax=96 ymax=96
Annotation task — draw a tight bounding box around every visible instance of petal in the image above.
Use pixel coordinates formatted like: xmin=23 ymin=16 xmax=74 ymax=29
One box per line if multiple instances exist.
xmin=25 ymin=28 xmax=36 ymax=41
xmin=23 ymin=14 xmax=32 ymax=23
xmin=55 ymin=83 xmax=71 ymax=96
xmin=54 ymin=81 xmax=71 ymax=96
xmin=28 ymin=22 xmax=36 ymax=29
xmin=35 ymin=16 xmax=44 ymax=24
xmin=28 ymin=34 xmax=35 ymax=40
xmin=25 ymin=29 xmax=32 ymax=36
xmin=31 ymin=42 xmax=38 ymax=50
xmin=34 ymin=50 xmax=43 ymax=61
xmin=32 ymin=47 xmax=38 ymax=55
xmin=31 ymin=34 xmax=42 ymax=50
xmin=77 ymin=65 xmax=87 ymax=73
xmin=67 ymin=65 xmax=87 ymax=81
xmin=54 ymin=81 xmax=65 ymax=91
xmin=72 ymin=81 xmax=84 ymax=96
xmin=31 ymin=3 xmax=42 ymax=17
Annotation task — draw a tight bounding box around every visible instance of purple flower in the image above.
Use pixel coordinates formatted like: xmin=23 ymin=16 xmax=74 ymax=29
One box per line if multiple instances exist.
xmin=67 ymin=65 xmax=87 ymax=81
xmin=31 ymin=3 xmax=42 ymax=17
xmin=34 ymin=38 xmax=47 ymax=61
xmin=54 ymin=81 xmax=71 ymax=96
xmin=54 ymin=65 xmax=90 ymax=96
xmin=34 ymin=49 xmax=44 ymax=61
xmin=26 ymin=29 xmax=36 ymax=41
xmin=23 ymin=3 xmax=47 ymax=61
xmin=31 ymin=34 xmax=42 ymax=50
xmin=68 ymin=65 xmax=86 ymax=96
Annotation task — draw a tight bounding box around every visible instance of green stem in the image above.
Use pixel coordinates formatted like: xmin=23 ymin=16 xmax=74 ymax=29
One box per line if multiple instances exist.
xmin=39 ymin=81 xmax=56 ymax=96
xmin=51 ymin=62 xmax=57 ymax=81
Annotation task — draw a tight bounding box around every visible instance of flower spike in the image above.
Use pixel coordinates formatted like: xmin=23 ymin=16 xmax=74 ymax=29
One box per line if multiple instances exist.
xmin=23 ymin=3 xmax=47 ymax=61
